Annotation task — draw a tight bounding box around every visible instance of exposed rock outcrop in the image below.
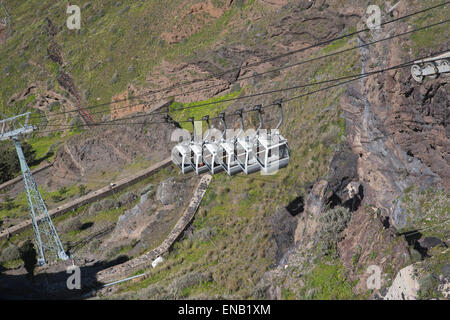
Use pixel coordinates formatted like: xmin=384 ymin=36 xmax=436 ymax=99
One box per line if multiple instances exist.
xmin=50 ymin=120 xmax=175 ymax=187
xmin=270 ymin=207 xmax=298 ymax=263
xmin=156 ymin=177 xmax=178 ymax=205
xmin=341 ymin=3 xmax=449 ymax=229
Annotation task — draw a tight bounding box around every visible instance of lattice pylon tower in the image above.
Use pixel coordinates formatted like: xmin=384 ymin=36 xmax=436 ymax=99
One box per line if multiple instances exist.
xmin=1 ymin=113 xmax=68 ymax=266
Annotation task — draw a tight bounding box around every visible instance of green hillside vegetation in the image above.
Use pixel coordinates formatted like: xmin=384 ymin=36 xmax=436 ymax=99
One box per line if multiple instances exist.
xmin=0 ymin=0 xmax=448 ymax=300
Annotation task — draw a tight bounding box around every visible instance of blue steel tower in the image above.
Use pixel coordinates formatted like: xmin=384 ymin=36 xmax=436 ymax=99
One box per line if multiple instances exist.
xmin=0 ymin=113 xmax=68 ymax=265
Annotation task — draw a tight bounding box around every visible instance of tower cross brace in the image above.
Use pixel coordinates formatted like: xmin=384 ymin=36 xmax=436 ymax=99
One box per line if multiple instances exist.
xmin=1 ymin=112 xmax=68 ymax=266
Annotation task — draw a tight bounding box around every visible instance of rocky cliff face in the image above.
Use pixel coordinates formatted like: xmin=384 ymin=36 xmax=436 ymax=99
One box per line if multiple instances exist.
xmin=93 ymin=0 xmax=450 ymax=299
xmin=342 ymin=10 xmax=449 ymax=229
xmin=255 ymin=0 xmax=449 ymax=299
xmin=49 ymin=118 xmax=175 ymax=188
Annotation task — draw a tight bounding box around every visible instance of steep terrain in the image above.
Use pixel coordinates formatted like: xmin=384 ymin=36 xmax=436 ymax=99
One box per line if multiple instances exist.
xmin=0 ymin=0 xmax=448 ymax=300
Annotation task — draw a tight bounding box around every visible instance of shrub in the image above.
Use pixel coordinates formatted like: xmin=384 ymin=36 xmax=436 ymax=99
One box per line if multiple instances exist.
xmin=58 ymin=186 xmax=68 ymax=195
xmin=140 ymin=184 xmax=155 ymax=196
xmin=101 ymin=198 xmax=116 ymax=210
xmin=118 ymin=192 xmax=137 ymax=206
xmin=137 ymin=284 xmax=168 ymax=300
xmin=192 ymin=227 xmax=217 ymax=242
xmin=59 ymin=217 xmax=82 ymax=233
xmin=418 ymin=273 xmax=438 ymax=299
xmin=318 ymin=206 xmax=352 ymax=257
xmin=51 ymin=194 xmax=64 ymax=202
xmin=78 ymin=184 xmax=87 ymax=196
xmin=89 ymin=238 xmax=101 ymax=252
xmin=0 ymin=245 xmax=21 ymax=263
xmin=89 ymin=202 xmax=103 ymax=214
xmin=47 ymin=101 xmax=60 ymax=112
xmin=3 ymin=196 xmax=16 ymax=210
xmin=168 ymin=272 xmax=213 ymax=296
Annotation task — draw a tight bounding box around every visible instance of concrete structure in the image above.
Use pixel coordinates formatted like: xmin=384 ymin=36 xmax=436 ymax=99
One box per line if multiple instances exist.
xmin=96 ymin=174 xmax=212 ymax=284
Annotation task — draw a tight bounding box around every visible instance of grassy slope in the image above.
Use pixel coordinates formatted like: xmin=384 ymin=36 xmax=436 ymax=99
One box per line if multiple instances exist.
xmin=108 ymin=29 xmax=361 ymax=298
xmin=0 ymin=165 xmax=177 ymax=267
xmin=110 ymin=2 xmax=449 ymax=299
xmin=0 ymin=0 xmax=238 ymax=166
xmin=1 ymin=0 xmax=448 ymax=299
xmin=0 ymin=0 xmax=236 ymax=114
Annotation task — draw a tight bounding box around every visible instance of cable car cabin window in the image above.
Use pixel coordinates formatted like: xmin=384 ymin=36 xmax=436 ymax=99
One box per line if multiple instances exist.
xmin=172 ymin=149 xmax=181 ymax=165
xmin=203 ymin=148 xmax=215 ymax=167
xmin=255 ymin=145 xmax=265 ymax=164
xmin=265 ymin=145 xmax=283 ymax=166
xmin=237 ymin=145 xmax=246 ymax=164
xmin=280 ymin=144 xmax=288 ymax=158
xmin=248 ymin=149 xmax=256 ymax=164
xmin=204 ymin=154 xmax=212 ymax=165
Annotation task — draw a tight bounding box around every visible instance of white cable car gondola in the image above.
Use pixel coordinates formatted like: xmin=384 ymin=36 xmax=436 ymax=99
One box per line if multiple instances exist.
xmin=202 ymin=115 xmax=224 ymax=175
xmin=218 ymin=110 xmax=243 ymax=175
xmin=410 ymin=51 xmax=450 ymax=83
xmin=235 ymin=105 xmax=263 ymax=175
xmin=171 ymin=117 xmax=194 ymax=173
xmin=190 ymin=116 xmax=210 ymax=175
xmin=255 ymin=99 xmax=290 ymax=174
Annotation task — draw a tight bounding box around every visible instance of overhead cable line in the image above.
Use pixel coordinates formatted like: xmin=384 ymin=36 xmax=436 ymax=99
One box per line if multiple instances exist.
xmin=25 ymin=2 xmax=450 ymax=121
xmin=37 ymin=48 xmax=449 ymax=130
xmin=76 ymin=1 xmax=449 ymax=107
xmin=29 ymin=18 xmax=450 ymax=122
xmin=32 ymin=50 xmax=447 ymax=135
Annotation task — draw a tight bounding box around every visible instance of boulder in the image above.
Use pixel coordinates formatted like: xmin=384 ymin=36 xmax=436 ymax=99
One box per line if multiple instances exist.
xmin=118 ymin=192 xmax=138 ymax=207
xmin=156 ymin=177 xmax=177 ymax=205
xmin=304 ymin=179 xmax=328 ymax=217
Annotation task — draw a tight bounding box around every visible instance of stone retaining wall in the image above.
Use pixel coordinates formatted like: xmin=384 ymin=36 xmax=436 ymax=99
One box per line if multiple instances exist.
xmin=96 ymin=174 xmax=212 ymax=284
xmin=0 ymin=158 xmax=172 ymax=241
xmin=0 ymin=161 xmax=53 ymax=191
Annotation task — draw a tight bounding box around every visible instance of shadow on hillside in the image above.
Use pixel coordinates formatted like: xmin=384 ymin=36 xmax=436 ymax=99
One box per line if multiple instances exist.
xmin=0 ymin=255 xmax=128 ymax=300
xmin=30 ymin=151 xmax=54 ymax=167
xmin=286 ymin=196 xmax=304 ymax=216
